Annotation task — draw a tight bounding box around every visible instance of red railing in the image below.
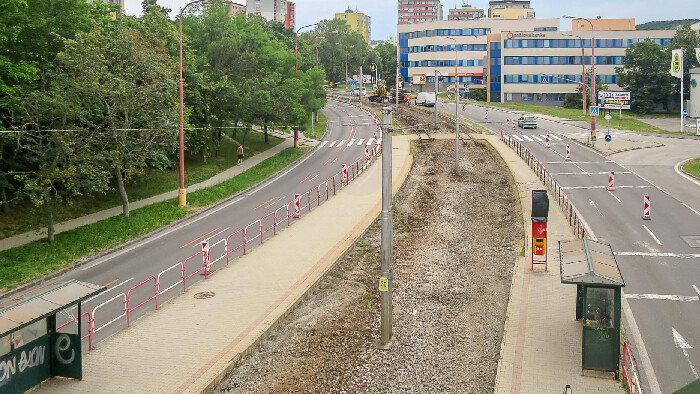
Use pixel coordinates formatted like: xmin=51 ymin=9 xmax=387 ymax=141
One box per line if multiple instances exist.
xmin=56 ymin=312 xmax=95 ymax=350
xmin=182 ymin=251 xmax=207 ymax=292
xmin=226 ymin=228 xmax=246 ymax=264
xmin=126 ymin=277 xmax=158 ymax=326
xmin=622 ymin=342 xmax=640 ymax=393
xmin=309 ymin=186 xmax=320 ymax=211
xmin=261 ymin=211 xmax=277 ymax=240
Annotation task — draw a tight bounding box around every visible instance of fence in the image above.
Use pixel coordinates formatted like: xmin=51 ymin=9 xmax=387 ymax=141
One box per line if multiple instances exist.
xmin=80 ymin=99 xmax=383 ymax=349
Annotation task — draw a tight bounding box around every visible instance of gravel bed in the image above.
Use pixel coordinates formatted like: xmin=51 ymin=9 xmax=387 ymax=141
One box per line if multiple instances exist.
xmin=216 ymin=138 xmax=522 ymax=394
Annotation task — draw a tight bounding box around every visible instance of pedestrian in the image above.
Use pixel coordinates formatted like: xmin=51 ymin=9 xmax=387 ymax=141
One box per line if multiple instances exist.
xmin=237 ymin=144 xmax=244 ymax=165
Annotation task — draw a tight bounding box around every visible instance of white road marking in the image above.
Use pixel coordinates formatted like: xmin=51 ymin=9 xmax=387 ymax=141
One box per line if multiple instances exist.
xmin=589 ymin=199 xmax=603 ymax=216
xmin=319 ymin=140 xmax=328 ymax=148
xmin=625 ymin=294 xmax=699 ymax=302
xmin=308 ymin=174 xmax=319 ymax=183
xmin=561 ymin=185 xmax=651 ymax=190
xmin=512 ymin=135 xmax=524 ymax=141
xmin=193 ymin=227 xmax=230 ymax=247
xmin=530 ymin=135 xmax=543 ymax=142
xmin=264 ymin=196 xmax=286 ymax=209
xmin=336 ymin=140 xmax=346 ymax=147
xmin=357 ymin=139 xmax=364 ymax=146
xmin=551 ymin=171 xmax=631 ymax=175
xmin=521 ymin=135 xmax=534 ymax=141
xmin=543 ymin=161 xmax=613 ymax=164
xmin=694 ymin=285 xmax=700 ymax=297
xmin=330 ymin=158 xmax=337 ymax=165
xmin=84 ymin=277 xmax=134 ymax=302
xmin=616 ymin=252 xmax=700 ymax=258
xmin=642 ymin=224 xmax=663 ymax=246
xmin=328 ymin=140 xmax=337 ymax=147
xmin=348 ymin=138 xmax=355 ymax=146
xmin=672 ymin=327 xmax=699 ymax=379
xmin=549 ymin=134 xmax=563 ymax=140
xmin=608 ymin=191 xmax=622 ymax=203
xmin=682 ymin=203 xmax=700 ymax=217
xmin=675 ymin=159 xmax=700 ymax=188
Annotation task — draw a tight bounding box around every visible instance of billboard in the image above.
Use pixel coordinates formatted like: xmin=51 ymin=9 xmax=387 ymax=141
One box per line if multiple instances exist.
xmin=352 ymin=74 xmax=373 ymax=84
xmin=598 ymin=91 xmax=631 ymax=110
xmin=412 ymin=74 xmax=426 ymax=85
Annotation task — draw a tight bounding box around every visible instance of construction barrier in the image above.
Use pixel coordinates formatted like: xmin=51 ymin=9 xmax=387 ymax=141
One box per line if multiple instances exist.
xmin=546 ymin=134 xmax=550 ymax=148
xmin=608 ymin=171 xmax=615 ymax=191
xmin=643 ymin=194 xmax=651 ymax=220
xmin=566 ymin=145 xmax=571 ymax=161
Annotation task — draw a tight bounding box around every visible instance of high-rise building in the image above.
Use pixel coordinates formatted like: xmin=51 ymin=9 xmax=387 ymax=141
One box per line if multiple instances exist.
xmin=246 ymin=0 xmax=293 ymax=28
xmin=335 ymin=8 xmax=371 ymax=44
xmin=448 ymin=3 xmax=485 ymax=20
xmin=398 ymin=0 xmax=443 ymax=25
xmin=287 ymin=2 xmax=295 ymax=30
xmin=488 ymin=0 xmax=535 ymax=20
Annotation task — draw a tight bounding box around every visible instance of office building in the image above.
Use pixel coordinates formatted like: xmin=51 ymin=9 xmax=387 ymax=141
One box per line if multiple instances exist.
xmin=488 ymin=0 xmax=535 ymax=20
xmin=398 ymin=0 xmax=444 ymax=25
xmin=448 ymin=3 xmax=485 ymax=20
xmin=335 ymin=8 xmax=371 ymax=44
xmin=571 ymin=18 xmax=636 ymax=31
xmin=246 ymin=0 xmax=294 ymax=28
xmin=398 ymin=18 xmax=675 ymax=105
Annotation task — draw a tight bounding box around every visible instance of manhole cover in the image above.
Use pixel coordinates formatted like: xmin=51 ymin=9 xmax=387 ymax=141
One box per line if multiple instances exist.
xmin=194 ymin=291 xmax=215 ymax=299
xmin=681 ymin=236 xmax=700 ymax=248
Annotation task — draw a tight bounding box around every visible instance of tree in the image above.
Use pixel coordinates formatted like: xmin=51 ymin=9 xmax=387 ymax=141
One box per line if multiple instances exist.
xmin=666 ymin=25 xmax=700 ymax=99
xmin=53 ymin=18 xmax=178 ymax=217
xmin=373 ymin=41 xmax=398 ymax=88
xmin=616 ymin=40 xmax=674 ymax=114
xmin=562 ymin=70 xmax=607 ymax=110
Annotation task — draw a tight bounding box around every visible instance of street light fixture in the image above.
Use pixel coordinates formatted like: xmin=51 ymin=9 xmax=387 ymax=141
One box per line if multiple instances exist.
xmin=446 ymin=36 xmax=460 ymax=171
xmin=562 ymin=32 xmax=588 ymax=116
xmin=564 ymin=15 xmax=598 ymax=141
xmin=295 ymin=23 xmax=317 ymax=73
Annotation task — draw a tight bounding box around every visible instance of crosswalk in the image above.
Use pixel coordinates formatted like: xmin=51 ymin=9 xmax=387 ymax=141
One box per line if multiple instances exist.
xmin=318 ymin=138 xmax=381 ymax=148
xmin=511 ymin=131 xmax=635 ymax=142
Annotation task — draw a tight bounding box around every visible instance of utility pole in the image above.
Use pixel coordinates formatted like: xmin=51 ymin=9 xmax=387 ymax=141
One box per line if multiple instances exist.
xmin=434 ymin=70 xmax=439 ymax=128
xmin=380 ymin=106 xmax=393 ymax=348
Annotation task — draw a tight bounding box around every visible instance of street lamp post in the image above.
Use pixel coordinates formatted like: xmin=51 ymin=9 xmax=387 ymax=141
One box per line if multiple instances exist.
xmin=336 ymin=43 xmax=349 ymax=91
xmin=295 ymin=23 xmax=317 ymax=74
xmin=447 ymin=37 xmax=459 ymax=171
xmin=563 ymin=33 xmax=587 ymax=116
xmin=565 ymin=15 xmax=597 ymax=141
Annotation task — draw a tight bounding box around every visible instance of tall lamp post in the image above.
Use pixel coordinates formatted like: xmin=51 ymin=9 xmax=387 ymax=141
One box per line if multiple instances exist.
xmin=564 ymin=15 xmax=597 ymax=141
xmin=295 ymin=23 xmax=317 ymax=73
xmin=447 ymin=36 xmax=460 ymax=171
xmin=562 ymin=33 xmax=587 ymax=116
xmin=336 ymin=43 xmax=349 ymax=91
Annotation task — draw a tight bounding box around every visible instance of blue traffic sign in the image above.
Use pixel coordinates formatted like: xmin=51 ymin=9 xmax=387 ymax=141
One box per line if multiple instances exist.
xmin=683 ymin=109 xmax=688 ymax=117
xmin=590 ymin=106 xmax=600 ymax=116
xmin=605 ymin=134 xmax=611 ymax=142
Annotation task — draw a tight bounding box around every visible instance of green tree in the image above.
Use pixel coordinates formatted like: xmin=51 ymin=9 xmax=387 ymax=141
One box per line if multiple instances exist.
xmin=373 ymin=41 xmax=398 ymax=88
xmin=616 ymin=40 xmax=674 ymax=114
xmin=666 ymin=25 xmax=700 ymax=99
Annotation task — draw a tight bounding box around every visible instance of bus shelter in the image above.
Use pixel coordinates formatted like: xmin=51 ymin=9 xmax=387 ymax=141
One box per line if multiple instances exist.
xmin=559 ymin=238 xmax=625 ymax=378
xmin=0 ymin=280 xmax=104 ymax=393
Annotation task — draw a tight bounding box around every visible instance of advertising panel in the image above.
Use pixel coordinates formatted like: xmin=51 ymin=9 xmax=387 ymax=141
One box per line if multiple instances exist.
xmin=412 ymin=74 xmax=426 ymax=85
xmin=598 ymin=91 xmax=631 ymax=110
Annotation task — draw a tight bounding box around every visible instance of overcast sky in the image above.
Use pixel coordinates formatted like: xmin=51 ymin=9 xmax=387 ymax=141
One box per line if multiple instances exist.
xmin=122 ymin=0 xmax=697 ymax=41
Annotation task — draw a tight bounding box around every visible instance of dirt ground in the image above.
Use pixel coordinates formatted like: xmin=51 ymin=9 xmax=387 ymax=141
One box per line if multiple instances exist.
xmin=216 ymin=136 xmax=522 ymax=393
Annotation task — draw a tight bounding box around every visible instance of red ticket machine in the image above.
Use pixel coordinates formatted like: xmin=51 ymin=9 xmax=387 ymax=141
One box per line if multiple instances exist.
xmin=532 ymin=190 xmax=549 ymax=270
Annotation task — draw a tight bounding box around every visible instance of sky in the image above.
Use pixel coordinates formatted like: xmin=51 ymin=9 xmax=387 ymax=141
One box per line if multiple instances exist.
xmin=122 ymin=0 xmax=698 ymax=41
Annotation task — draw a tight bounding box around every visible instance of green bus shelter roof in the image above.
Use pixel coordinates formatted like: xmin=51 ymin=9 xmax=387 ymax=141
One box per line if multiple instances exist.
xmin=559 ymin=238 xmax=625 ymax=287
xmin=0 ymin=280 xmax=104 ymax=337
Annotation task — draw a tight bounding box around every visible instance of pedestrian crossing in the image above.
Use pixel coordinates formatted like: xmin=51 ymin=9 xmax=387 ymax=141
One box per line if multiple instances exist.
xmin=318 ymin=138 xmax=380 ymax=148
xmin=512 ymin=134 xmax=562 ymax=142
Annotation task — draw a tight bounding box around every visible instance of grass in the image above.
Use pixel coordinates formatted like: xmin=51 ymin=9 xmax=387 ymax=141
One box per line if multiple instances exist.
xmin=0 ymin=130 xmax=282 ymax=239
xmin=0 ymin=147 xmax=306 ymax=292
xmin=682 ymin=158 xmax=700 ymax=178
xmin=302 ymin=111 xmax=328 ymax=139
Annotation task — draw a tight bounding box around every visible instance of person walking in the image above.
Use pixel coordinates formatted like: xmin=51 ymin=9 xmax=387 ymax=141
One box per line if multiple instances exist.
xmin=237 ymin=144 xmax=244 ymax=166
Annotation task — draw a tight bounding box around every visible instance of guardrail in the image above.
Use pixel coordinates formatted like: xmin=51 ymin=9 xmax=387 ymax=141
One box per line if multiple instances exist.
xmin=622 ymin=342 xmax=642 ymax=394
xmin=79 ymin=99 xmax=383 ymax=349
xmin=56 ymin=312 xmax=95 ymax=350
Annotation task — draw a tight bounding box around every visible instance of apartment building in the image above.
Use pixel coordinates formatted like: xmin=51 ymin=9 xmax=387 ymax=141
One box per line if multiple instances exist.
xmin=398 ymin=0 xmax=444 ymax=25
xmin=336 ymin=8 xmax=372 ymax=44
xmin=246 ymin=0 xmax=294 ymax=28
xmin=488 ymin=0 xmax=534 ymax=20
xmin=447 ymin=3 xmax=485 ymax=21
xmin=571 ymin=18 xmax=635 ymax=31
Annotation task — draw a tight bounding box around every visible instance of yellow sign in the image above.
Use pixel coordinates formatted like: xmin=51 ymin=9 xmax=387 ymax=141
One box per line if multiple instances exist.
xmin=379 ymin=277 xmax=388 ymax=292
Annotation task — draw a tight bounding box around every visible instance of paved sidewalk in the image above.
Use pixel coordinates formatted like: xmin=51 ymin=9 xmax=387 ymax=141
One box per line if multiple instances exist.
xmin=487 ymin=133 xmax=623 ymax=393
xmin=0 ymin=132 xmax=318 ymax=252
xmin=33 ymin=135 xmax=412 ymax=394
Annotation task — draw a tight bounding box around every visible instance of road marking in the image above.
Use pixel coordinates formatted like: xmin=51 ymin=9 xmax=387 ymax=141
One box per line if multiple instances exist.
xmin=323 ymin=158 xmax=331 ymax=166
xmin=192 ymin=227 xmax=230 ymax=247
xmin=589 ymin=199 xmax=603 ymax=216
xmin=328 ymin=140 xmax=337 ymax=147
xmin=348 ymin=138 xmax=355 ymax=146
xmin=608 ymin=191 xmax=622 ymax=203
xmin=694 ymin=285 xmax=700 ymax=297
xmin=561 ymin=185 xmax=651 ymax=190
xmin=616 ymin=252 xmax=700 ymax=258
xmin=308 ymin=174 xmax=319 ymax=183
xmin=255 ymin=196 xmax=277 ymax=210
xmin=549 ymin=134 xmax=563 ymax=140
xmin=181 ymin=227 xmax=221 ymax=248
xmin=264 ymin=196 xmax=285 ymax=209
xmin=330 ymin=158 xmax=337 ymax=166
xmin=84 ymin=277 xmax=134 ymax=300
xmin=299 ymin=174 xmax=312 ymax=183
xmin=543 ymin=161 xmax=613 ymax=164
xmin=550 ymin=171 xmax=631 ymax=175
xmin=512 ymin=135 xmax=524 ymax=141
xmin=319 ymin=140 xmax=328 ymax=148
xmin=521 ymin=135 xmax=534 ymax=141
xmin=357 ymin=139 xmax=364 ymax=146
xmin=682 ymin=203 xmax=700 ymax=217
xmin=672 ymin=327 xmax=699 ymax=379
xmin=103 ymin=279 xmax=119 ymax=287
xmin=642 ymin=224 xmax=663 ymax=246
xmin=625 ymin=293 xmax=699 ymax=302
xmin=336 ymin=140 xmax=346 ymax=147
xmin=675 ymin=158 xmax=700 ymax=188
xmin=530 ymin=135 xmax=543 ymax=142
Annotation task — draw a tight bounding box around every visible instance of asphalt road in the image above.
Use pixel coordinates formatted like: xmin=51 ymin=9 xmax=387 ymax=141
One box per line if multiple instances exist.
xmin=41 ymin=99 xmax=379 ymax=347
xmin=445 ymin=100 xmax=700 ymax=393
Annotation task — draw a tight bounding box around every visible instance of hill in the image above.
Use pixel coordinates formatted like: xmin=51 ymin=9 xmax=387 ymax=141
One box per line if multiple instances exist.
xmin=637 ymin=19 xmax=699 ymax=30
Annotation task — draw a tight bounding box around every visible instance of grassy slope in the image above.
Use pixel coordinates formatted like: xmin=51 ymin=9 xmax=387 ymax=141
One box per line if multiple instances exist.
xmin=683 ymin=158 xmax=700 ymax=178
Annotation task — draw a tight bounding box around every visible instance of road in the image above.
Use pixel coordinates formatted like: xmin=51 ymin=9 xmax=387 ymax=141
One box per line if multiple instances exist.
xmin=41 ymin=99 xmax=379 ymax=347
xmin=446 ymin=100 xmax=700 ymax=393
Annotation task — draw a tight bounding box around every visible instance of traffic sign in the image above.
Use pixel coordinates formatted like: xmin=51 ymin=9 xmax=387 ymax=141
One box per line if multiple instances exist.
xmin=605 ymin=134 xmax=611 ymax=142
xmin=683 ymin=109 xmax=688 ymax=117
xmin=604 ymin=113 xmax=612 ymax=121
xmin=590 ymin=106 xmax=600 ymax=116
xmin=379 ymin=277 xmax=388 ymax=292
xmin=463 ymin=83 xmax=469 ymax=89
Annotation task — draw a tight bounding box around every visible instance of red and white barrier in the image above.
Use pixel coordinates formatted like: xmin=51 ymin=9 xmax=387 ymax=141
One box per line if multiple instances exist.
xmin=374 ymin=127 xmax=378 ymax=142
xmin=507 ymin=118 xmax=510 ymax=126
xmin=512 ymin=122 xmax=516 ymax=131
xmin=546 ymin=134 xmax=550 ymax=148
xmin=565 ymin=145 xmax=571 ymax=161
xmin=293 ymin=193 xmax=301 ymax=218
xmin=643 ymin=194 xmax=651 ymax=220
xmin=462 ymin=104 xmax=465 ymax=111
xmin=484 ymin=110 xmax=488 ymax=119
xmin=365 ymin=144 xmax=370 ymax=161
xmin=342 ymin=163 xmax=348 ymax=183
xmin=608 ymin=171 xmax=615 ymax=191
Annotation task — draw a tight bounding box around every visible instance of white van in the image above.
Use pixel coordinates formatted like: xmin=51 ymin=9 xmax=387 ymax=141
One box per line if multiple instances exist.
xmin=415 ymin=92 xmax=436 ymax=107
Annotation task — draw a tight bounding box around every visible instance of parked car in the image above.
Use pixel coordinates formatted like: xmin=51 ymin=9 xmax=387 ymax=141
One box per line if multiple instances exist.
xmin=517 ymin=114 xmax=537 ymax=129
xmin=352 ymin=87 xmax=367 ymax=97
xmin=415 ymin=92 xmax=436 ymax=107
